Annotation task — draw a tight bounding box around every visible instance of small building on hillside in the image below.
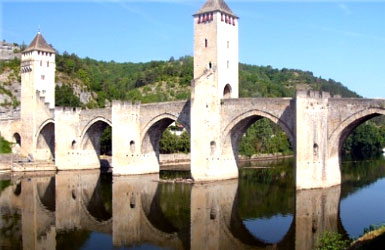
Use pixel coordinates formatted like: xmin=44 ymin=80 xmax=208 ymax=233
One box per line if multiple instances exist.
xmin=169 ymin=122 xmax=185 ymax=136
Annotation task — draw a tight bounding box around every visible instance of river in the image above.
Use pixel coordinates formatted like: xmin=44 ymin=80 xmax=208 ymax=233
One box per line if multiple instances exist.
xmin=0 ymin=157 xmax=385 ymax=249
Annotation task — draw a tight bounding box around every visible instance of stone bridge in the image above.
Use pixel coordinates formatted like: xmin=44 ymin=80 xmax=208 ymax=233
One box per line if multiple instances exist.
xmin=1 ymin=90 xmax=385 ymax=189
xmin=1 ymin=0 xmax=385 ymax=189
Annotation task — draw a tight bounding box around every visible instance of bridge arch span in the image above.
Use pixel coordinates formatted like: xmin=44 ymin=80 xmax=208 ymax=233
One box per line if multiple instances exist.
xmin=79 ymin=116 xmax=112 ymax=147
xmin=221 ymin=109 xmax=294 ymax=163
xmin=328 ymin=108 xmax=385 ymax=163
xmin=140 ymin=113 xmax=190 ymax=155
xmin=35 ymin=119 xmax=55 ymax=160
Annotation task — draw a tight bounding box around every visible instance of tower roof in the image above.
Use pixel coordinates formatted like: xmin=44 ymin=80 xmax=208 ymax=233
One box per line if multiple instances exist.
xmin=195 ymin=0 xmax=237 ymax=17
xmin=24 ymin=32 xmax=55 ymax=54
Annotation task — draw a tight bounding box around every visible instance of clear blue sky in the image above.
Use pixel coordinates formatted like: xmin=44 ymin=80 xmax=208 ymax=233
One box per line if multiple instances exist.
xmin=2 ymin=1 xmax=385 ymax=98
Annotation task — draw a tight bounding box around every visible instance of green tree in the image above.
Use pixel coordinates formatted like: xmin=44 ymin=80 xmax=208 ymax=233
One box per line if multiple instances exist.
xmin=342 ymin=122 xmax=385 ymax=159
xmin=0 ymin=136 xmax=12 ymax=154
xmin=55 ymin=85 xmax=82 ymax=107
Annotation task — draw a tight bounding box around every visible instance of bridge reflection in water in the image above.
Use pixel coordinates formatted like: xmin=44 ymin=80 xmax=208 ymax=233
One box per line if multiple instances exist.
xmin=1 ymin=159 xmax=385 ymax=250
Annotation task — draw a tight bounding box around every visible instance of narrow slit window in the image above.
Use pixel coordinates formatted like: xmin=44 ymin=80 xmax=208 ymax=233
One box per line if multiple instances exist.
xmin=205 ymin=39 xmax=208 ymax=48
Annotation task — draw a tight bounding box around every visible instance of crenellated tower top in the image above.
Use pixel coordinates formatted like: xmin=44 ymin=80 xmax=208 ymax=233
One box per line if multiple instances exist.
xmin=194 ymin=0 xmax=237 ymax=17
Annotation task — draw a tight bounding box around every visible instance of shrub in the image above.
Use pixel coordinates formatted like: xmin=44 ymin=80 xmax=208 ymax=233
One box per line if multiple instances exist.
xmin=314 ymin=231 xmax=350 ymax=250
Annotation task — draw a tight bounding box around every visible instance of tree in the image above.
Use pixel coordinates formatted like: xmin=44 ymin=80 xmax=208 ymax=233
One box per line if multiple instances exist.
xmin=55 ymin=85 xmax=82 ymax=108
xmin=342 ymin=122 xmax=385 ymax=159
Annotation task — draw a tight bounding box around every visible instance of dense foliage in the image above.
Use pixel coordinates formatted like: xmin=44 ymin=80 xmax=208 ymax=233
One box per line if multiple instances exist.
xmin=342 ymin=122 xmax=385 ymax=159
xmin=159 ymin=129 xmax=190 ymax=154
xmin=55 ymin=85 xmax=82 ymax=108
xmin=239 ymin=118 xmax=292 ymax=157
xmin=0 ymin=136 xmax=12 ymax=154
xmin=239 ymin=64 xmax=359 ymax=98
xmin=52 ymin=53 xmax=365 ymax=156
xmin=314 ymin=231 xmax=350 ymax=250
xmin=55 ymin=53 xmax=193 ymax=107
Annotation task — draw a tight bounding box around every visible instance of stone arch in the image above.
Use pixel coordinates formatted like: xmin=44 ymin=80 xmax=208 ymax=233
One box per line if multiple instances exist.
xmin=223 ymin=84 xmax=232 ymax=99
xmin=80 ymin=187 xmax=112 ymax=223
xmin=222 ymin=109 xmax=295 ymax=164
xmin=36 ymin=119 xmax=55 ymax=160
xmin=140 ymin=113 xmax=190 ymax=156
xmin=80 ymin=117 xmax=112 ymax=152
xmin=80 ymin=117 xmax=112 ymax=145
xmin=80 ymin=117 xmax=112 ymax=168
xmin=36 ymin=177 xmax=56 ymax=213
xmin=328 ymin=108 xmax=385 ymax=163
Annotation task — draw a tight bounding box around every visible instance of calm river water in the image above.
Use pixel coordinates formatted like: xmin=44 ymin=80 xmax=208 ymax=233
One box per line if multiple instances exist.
xmin=1 ymin=157 xmax=385 ymax=250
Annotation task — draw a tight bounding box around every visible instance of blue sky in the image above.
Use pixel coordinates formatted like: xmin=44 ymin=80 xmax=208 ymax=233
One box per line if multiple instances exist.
xmin=1 ymin=1 xmax=385 ymax=98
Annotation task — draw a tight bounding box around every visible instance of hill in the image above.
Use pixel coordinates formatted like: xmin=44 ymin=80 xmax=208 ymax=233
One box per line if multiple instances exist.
xmin=2 ymin=51 xmax=380 ymax=159
xmin=53 ymin=53 xmax=359 ymax=108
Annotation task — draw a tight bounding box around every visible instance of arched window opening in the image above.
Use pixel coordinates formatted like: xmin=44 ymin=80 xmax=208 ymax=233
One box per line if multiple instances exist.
xmin=209 ymin=62 xmax=212 ymax=69
xmin=223 ymin=84 xmax=232 ymax=99
xmin=13 ymin=133 xmax=21 ymax=146
xmin=205 ymin=39 xmax=208 ymax=48
xmin=130 ymin=140 xmax=135 ymax=154
xmin=313 ymin=143 xmax=319 ymax=161
xmin=210 ymin=141 xmax=216 ymax=156
xmin=71 ymin=140 xmax=77 ymax=149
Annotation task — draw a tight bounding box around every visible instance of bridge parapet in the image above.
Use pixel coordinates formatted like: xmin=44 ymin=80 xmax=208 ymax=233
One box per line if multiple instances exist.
xmin=296 ymin=90 xmax=331 ymax=99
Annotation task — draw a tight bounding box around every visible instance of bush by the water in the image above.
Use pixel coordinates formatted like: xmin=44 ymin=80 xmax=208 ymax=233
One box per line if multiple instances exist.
xmin=0 ymin=136 xmax=11 ymax=154
xmin=314 ymin=231 xmax=350 ymax=250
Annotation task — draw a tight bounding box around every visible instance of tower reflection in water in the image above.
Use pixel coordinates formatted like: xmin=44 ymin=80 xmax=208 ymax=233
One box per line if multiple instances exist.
xmin=0 ymin=163 xmax=352 ymax=250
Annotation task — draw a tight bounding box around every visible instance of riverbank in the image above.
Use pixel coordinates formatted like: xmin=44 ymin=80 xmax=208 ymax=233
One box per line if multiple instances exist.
xmin=0 ymin=152 xmax=293 ymax=172
xmin=349 ymin=226 xmax=385 ymax=249
xmin=160 ymin=153 xmax=294 ymax=170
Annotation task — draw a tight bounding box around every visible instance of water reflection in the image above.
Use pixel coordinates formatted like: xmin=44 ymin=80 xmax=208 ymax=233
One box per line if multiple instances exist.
xmin=0 ymin=158 xmax=385 ymax=249
xmin=340 ymin=159 xmax=385 ymax=238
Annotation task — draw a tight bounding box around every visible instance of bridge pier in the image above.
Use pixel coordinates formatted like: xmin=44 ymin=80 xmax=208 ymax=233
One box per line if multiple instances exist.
xmin=190 ymin=72 xmax=238 ymax=181
xmin=112 ymin=101 xmax=159 ymax=175
xmin=295 ymin=185 xmax=341 ymax=249
xmin=112 ymin=175 xmax=159 ymax=247
xmin=190 ymin=180 xmax=238 ymax=249
xmin=296 ymin=91 xmax=341 ymax=189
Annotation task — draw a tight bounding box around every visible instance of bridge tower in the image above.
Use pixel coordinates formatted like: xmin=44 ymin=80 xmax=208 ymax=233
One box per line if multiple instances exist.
xmin=20 ymin=32 xmax=56 ymax=158
xmin=191 ymin=0 xmax=239 ymax=181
